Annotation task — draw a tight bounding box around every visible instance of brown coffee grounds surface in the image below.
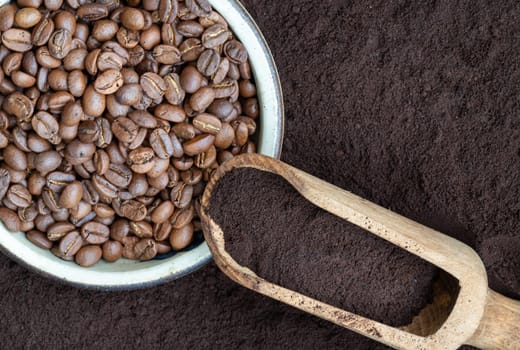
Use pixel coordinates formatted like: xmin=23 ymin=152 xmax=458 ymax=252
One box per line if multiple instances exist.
xmin=1 ymin=0 xmax=519 ymax=349
xmin=209 ymin=168 xmax=438 ymax=327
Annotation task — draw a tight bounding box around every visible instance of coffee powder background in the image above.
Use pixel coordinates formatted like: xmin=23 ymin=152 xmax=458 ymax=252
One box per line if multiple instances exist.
xmin=1 ymin=0 xmax=520 ymax=349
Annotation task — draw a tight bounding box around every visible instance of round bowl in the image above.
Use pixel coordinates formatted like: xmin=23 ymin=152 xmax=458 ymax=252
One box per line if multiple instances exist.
xmin=0 ymin=0 xmax=284 ymax=290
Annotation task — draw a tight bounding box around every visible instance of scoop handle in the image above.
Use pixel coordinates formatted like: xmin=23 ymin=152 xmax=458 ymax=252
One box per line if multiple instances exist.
xmin=467 ymin=289 xmax=520 ymax=349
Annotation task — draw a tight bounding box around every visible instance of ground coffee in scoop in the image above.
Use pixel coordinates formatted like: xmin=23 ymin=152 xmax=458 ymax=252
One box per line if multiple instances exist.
xmin=209 ymin=167 xmax=438 ymax=327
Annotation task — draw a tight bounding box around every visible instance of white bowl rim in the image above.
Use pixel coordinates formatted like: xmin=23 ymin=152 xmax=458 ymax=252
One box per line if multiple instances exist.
xmin=0 ymin=0 xmax=284 ymax=290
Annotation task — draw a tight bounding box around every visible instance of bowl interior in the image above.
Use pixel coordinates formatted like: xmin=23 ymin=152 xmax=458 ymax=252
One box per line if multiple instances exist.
xmin=0 ymin=0 xmax=284 ymax=290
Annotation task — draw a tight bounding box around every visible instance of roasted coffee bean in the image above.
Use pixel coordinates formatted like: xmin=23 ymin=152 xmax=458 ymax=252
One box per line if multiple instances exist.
xmin=46 ymin=172 xmax=75 ymax=193
xmin=94 ymin=68 xmax=124 ymax=94
xmin=58 ymin=231 xmax=83 ymax=257
xmin=82 ymin=85 xmax=106 ymax=117
xmin=180 ymin=66 xmax=203 ymax=94
xmin=177 ymin=20 xmax=204 ymax=38
xmin=92 ymin=19 xmax=118 ymax=42
xmin=150 ymin=128 xmax=174 ymax=159
xmin=112 ymin=117 xmax=138 ymax=143
xmin=34 ymin=150 xmax=62 ymax=175
xmin=129 ymin=220 xmax=153 ymax=238
xmin=190 ymin=86 xmax=215 ymax=112
xmin=0 ymin=4 xmax=16 ymax=32
xmin=170 ymin=223 xmax=194 ymax=250
xmin=152 ymin=44 xmax=181 ymax=64
xmin=77 ymin=4 xmax=109 ymax=21
xmin=110 ymin=218 xmax=129 ymax=242
xmin=139 ymin=24 xmax=161 ymax=50
xmin=11 ymin=70 xmax=36 ymax=88
xmin=140 ymin=72 xmax=166 ymax=100
xmin=75 ymin=245 xmax=102 ymax=266
xmin=48 ymin=28 xmax=73 ymax=59
xmin=115 ymin=83 xmax=143 ymax=106
xmin=183 ymin=133 xmax=215 ymax=156
xmin=186 ymin=0 xmax=211 ymax=17
xmin=4 ymin=92 xmax=34 ymax=122
xmin=26 ymin=230 xmax=53 ymax=249
xmin=163 ymin=73 xmax=186 ymax=105
xmin=179 ymin=38 xmax=204 ymax=62
xmin=92 ymin=174 xmax=118 ymax=199
xmin=197 ymin=49 xmax=220 ymax=77
xmin=128 ymin=147 xmax=155 ymax=174
xmin=150 ymin=200 xmax=174 ymax=224
xmin=105 ymin=163 xmax=133 ymax=188
xmin=98 ymin=51 xmax=125 ymax=71
xmin=47 ymin=221 xmax=75 ymax=241
xmin=64 ymin=140 xmax=96 ymax=165
xmin=54 ymin=10 xmax=76 ymax=33
xmin=3 ymin=145 xmax=28 ymax=171
xmin=6 ymin=184 xmax=32 ymax=208
xmin=134 ymin=237 xmax=156 ymax=260
xmin=170 ymin=182 xmax=193 ymax=209
xmin=120 ymin=8 xmax=145 ymax=31
xmin=194 ymin=144 xmax=216 ymax=168
xmin=0 ymin=207 xmax=22 ymax=232
xmin=128 ymin=110 xmax=157 ymax=128
xmin=102 ymin=240 xmax=122 ymax=262
xmin=120 ymin=199 xmax=147 ymax=221
xmin=193 ymin=113 xmax=222 ymax=134
xmin=2 ymin=29 xmax=33 ymax=52
xmin=81 ymin=221 xmax=109 ymax=244
xmin=44 ymin=0 xmax=64 ymax=11
xmin=201 ymin=24 xmax=230 ymax=49
xmin=59 ymin=181 xmax=83 ymax=209
xmin=3 ymin=53 xmax=23 ymax=76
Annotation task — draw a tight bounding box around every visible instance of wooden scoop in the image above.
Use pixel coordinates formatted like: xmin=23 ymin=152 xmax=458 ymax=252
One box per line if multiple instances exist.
xmin=199 ymin=153 xmax=520 ymax=350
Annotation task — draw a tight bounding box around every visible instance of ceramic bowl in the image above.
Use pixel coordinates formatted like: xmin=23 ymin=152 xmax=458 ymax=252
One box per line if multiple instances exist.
xmin=0 ymin=0 xmax=284 ymax=290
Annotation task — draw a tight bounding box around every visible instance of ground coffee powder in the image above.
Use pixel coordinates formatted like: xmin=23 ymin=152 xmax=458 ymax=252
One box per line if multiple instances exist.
xmin=209 ymin=168 xmax=438 ymax=327
xmin=0 ymin=0 xmax=519 ymax=349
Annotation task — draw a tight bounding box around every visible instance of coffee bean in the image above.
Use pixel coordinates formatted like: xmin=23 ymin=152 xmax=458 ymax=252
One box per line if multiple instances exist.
xmin=193 ymin=113 xmax=222 ymax=134
xmin=3 ymin=144 xmax=27 ymax=171
xmin=4 ymin=92 xmax=34 ymax=122
xmin=150 ymin=201 xmax=174 ymax=224
xmin=120 ymin=8 xmax=145 ymax=31
xmin=47 ymin=221 xmax=75 ymax=241
xmin=98 ymin=51 xmax=125 ymax=71
xmin=150 ymin=128 xmax=174 ymax=159
xmin=94 ymin=68 xmax=124 ymax=94
xmin=58 ymin=230 xmax=83 ymax=257
xmin=92 ymin=19 xmax=119 ymax=42
xmin=34 ymin=150 xmax=62 ymax=175
xmin=75 ymin=245 xmax=102 ymax=267
xmin=186 ymin=0 xmax=211 ymax=17
xmin=170 ymin=182 xmax=193 ymax=209
xmin=129 ymin=220 xmax=153 ymax=238
xmin=26 ymin=230 xmax=53 ymax=249
xmin=111 ymin=117 xmax=138 ymax=143
xmin=68 ymin=70 xmax=87 ymax=97
xmin=6 ymin=184 xmax=32 ymax=208
xmin=190 ymin=86 xmax=215 ymax=112
xmin=105 ymin=163 xmax=133 ymax=188
xmin=140 ymin=72 xmax=166 ymax=100
xmin=77 ymin=4 xmax=109 ymax=21
xmin=32 ymin=15 xmax=55 ymax=46
xmin=180 ymin=66 xmax=203 ymax=94
xmin=0 ymin=4 xmax=16 ymax=32
xmin=0 ymin=207 xmax=22 ymax=232
xmin=134 ymin=238 xmax=156 ymax=260
xmin=81 ymin=86 xmax=106 ymax=118
xmin=194 ymin=145 xmax=217 ymax=168
xmin=197 ymin=49 xmax=220 ymax=76
xmin=64 ymin=140 xmax=96 ymax=165
xmin=152 ymin=44 xmax=181 ymax=65
xmin=102 ymin=240 xmax=122 ymax=262
xmin=11 ymin=71 xmax=36 ymax=88
xmin=2 ymin=29 xmax=33 ymax=52
xmin=128 ymin=110 xmax=157 ymax=128
xmin=128 ymin=147 xmax=156 ymax=174
xmin=3 ymin=52 xmax=23 ymax=76
xmin=170 ymin=223 xmax=194 ymax=250
xmin=15 ymin=7 xmax=42 ymax=29
xmin=158 ymin=0 xmax=178 ymax=23
xmin=120 ymin=199 xmax=147 ymax=221
xmin=140 ymin=24 xmax=161 ymax=50
xmin=59 ymin=181 xmax=83 ymax=209
xmin=91 ymin=174 xmax=118 ymax=199
xmin=48 ymin=28 xmax=73 ymax=59
xmin=81 ymin=221 xmax=109 ymax=245
xmin=179 ymin=38 xmax=204 ymax=62
xmin=201 ymin=24 xmax=230 ymax=49
xmin=183 ymin=133 xmax=215 ymax=156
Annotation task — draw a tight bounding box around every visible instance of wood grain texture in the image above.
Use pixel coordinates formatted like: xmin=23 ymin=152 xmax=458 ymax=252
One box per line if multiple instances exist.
xmin=200 ymin=153 xmax=519 ymax=350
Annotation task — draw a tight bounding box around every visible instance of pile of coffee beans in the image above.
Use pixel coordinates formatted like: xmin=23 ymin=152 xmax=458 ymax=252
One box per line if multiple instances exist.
xmin=0 ymin=0 xmax=259 ymax=267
